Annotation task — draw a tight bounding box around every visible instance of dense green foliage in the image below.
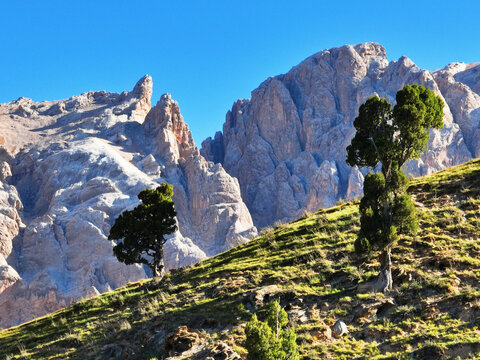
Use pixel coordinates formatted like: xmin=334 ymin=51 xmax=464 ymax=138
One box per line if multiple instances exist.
xmin=347 ymin=85 xmax=444 ymax=260
xmin=108 ymin=183 xmax=177 ymax=278
xmin=245 ymin=301 xmax=299 ymax=360
xmin=347 ymin=84 xmax=444 ymax=170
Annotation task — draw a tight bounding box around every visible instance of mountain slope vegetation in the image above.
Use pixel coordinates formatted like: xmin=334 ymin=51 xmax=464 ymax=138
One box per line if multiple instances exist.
xmin=1 ymin=158 xmax=480 ymax=359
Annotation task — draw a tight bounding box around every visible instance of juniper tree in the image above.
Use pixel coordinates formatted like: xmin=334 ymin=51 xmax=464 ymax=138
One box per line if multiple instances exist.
xmin=346 ymin=84 xmax=444 ymax=292
xmin=108 ymin=183 xmax=177 ymax=280
xmin=245 ymin=300 xmax=299 ymax=360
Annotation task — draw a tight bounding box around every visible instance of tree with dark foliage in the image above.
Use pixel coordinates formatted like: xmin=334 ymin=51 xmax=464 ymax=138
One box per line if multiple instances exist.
xmin=347 ymin=84 xmax=444 ymax=292
xmin=108 ymin=183 xmax=177 ymax=279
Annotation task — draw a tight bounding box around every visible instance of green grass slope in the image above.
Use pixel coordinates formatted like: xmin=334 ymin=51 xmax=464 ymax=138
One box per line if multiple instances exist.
xmin=1 ymin=159 xmax=480 ymax=359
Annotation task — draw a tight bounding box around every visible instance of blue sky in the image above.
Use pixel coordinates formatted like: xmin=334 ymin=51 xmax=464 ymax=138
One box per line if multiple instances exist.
xmin=1 ymin=1 xmax=479 ymax=145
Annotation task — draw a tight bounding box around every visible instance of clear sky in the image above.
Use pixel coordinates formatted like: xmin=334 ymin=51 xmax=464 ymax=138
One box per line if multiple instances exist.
xmin=1 ymin=0 xmax=479 ymax=145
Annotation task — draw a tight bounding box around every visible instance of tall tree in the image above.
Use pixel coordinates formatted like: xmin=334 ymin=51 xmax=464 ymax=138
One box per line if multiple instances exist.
xmin=346 ymin=84 xmax=444 ymax=292
xmin=108 ymin=183 xmax=177 ymax=279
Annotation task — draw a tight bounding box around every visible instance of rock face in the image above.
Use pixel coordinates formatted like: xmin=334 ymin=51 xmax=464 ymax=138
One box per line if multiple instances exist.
xmin=202 ymin=43 xmax=475 ymax=228
xmin=0 ymin=161 xmax=22 ymax=295
xmin=0 ymin=76 xmax=256 ymax=329
xmin=433 ymin=63 xmax=480 ymax=158
xmin=143 ymin=94 xmax=257 ymax=256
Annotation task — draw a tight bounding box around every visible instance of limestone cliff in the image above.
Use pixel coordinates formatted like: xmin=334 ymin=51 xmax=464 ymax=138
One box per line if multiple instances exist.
xmin=202 ymin=43 xmax=475 ymax=228
xmin=0 ymin=77 xmax=256 ymax=328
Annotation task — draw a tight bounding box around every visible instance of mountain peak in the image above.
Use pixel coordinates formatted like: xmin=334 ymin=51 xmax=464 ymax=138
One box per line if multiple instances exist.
xmin=144 ymin=93 xmax=199 ymax=165
xmin=131 ymin=74 xmax=153 ymax=100
xmin=128 ymin=75 xmax=153 ymax=122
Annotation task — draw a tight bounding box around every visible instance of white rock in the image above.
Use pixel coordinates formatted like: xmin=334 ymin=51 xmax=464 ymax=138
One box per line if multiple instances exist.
xmin=346 ymin=166 xmax=364 ymax=201
xmin=0 ymin=162 xmax=11 ymax=181
xmin=331 ymin=320 xmax=348 ymax=337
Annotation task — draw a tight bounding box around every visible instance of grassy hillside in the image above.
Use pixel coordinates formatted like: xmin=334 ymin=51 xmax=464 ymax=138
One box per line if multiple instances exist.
xmin=1 ymin=158 xmax=480 ymax=359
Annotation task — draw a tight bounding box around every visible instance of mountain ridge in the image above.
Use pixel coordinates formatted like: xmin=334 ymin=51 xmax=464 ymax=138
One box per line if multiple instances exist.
xmin=201 ymin=42 xmax=478 ymax=228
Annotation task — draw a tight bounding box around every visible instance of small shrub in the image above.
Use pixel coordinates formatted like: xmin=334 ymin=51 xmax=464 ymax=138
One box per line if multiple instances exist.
xmin=110 ymin=292 xmax=126 ymax=307
xmin=60 ymin=331 xmax=82 ymax=346
xmin=260 ymin=227 xmax=275 ymax=243
xmin=335 ymin=198 xmax=346 ymax=206
xmin=17 ymin=344 xmax=27 ymax=358
xmin=245 ymin=301 xmax=299 ymax=360
xmin=395 ymin=305 xmax=417 ymax=317
xmin=138 ymin=296 xmax=164 ymax=317
xmin=300 ymin=210 xmax=312 ymax=220
xmin=274 ymin=220 xmax=285 ymax=229
xmin=458 ymin=284 xmax=480 ymax=301
xmin=118 ymin=319 xmax=132 ymax=331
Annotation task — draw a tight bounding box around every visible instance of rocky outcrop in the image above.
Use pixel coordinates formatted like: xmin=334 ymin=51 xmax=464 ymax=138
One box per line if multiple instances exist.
xmin=0 ymin=161 xmax=22 ymax=295
xmin=143 ymin=94 xmax=257 ymax=256
xmin=164 ymin=326 xmax=242 ymax=359
xmin=433 ymin=63 xmax=480 ymax=158
xmin=202 ymin=42 xmax=475 ymax=228
xmin=0 ymin=77 xmax=256 ymax=328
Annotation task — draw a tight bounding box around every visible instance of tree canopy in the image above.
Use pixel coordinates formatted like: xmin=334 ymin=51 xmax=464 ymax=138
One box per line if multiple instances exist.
xmin=346 ymin=84 xmax=444 ymax=292
xmin=347 ymin=84 xmax=444 ymax=176
xmin=108 ymin=183 xmax=177 ymax=279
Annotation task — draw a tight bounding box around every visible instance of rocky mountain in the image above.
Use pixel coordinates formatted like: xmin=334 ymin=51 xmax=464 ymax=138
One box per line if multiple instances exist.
xmin=1 ymin=42 xmax=479 ymax=329
xmin=0 ymin=76 xmax=256 ymax=329
xmin=201 ymin=42 xmax=478 ymax=228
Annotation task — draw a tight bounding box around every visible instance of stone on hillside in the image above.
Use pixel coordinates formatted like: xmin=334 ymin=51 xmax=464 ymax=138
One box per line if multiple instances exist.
xmin=331 ymin=320 xmax=348 ymax=337
xmin=376 ymin=298 xmax=396 ymax=318
xmin=287 ymin=306 xmax=309 ymax=324
xmin=165 ymin=326 xmax=203 ymax=356
xmin=250 ymin=285 xmax=282 ymax=307
xmin=203 ymin=342 xmax=242 ymax=360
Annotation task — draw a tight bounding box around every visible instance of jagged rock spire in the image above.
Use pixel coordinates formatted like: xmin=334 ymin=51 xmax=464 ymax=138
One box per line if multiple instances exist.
xmin=144 ymin=93 xmax=199 ymax=166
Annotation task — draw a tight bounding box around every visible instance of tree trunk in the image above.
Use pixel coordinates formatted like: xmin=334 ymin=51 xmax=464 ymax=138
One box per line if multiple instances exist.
xmin=357 ymin=248 xmax=393 ymax=293
xmin=151 ymin=255 xmax=165 ymax=280
xmin=378 ymin=248 xmax=393 ymax=292
xmin=150 ymin=240 xmax=165 ymax=281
